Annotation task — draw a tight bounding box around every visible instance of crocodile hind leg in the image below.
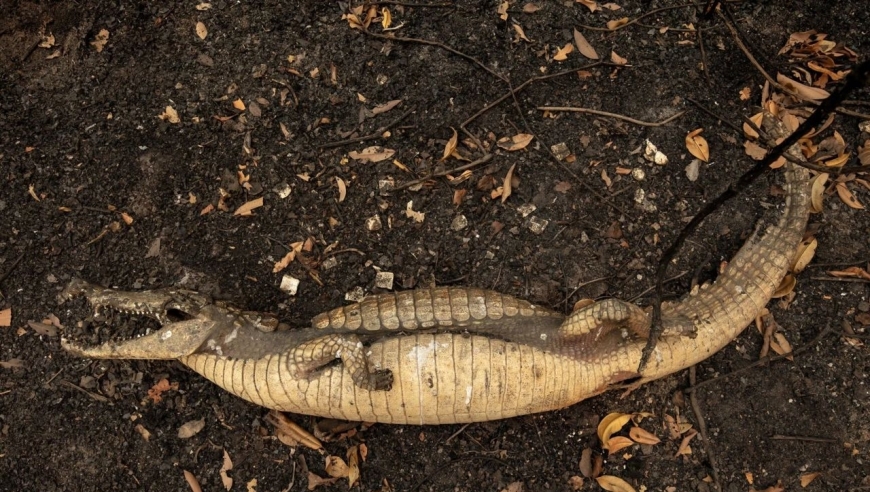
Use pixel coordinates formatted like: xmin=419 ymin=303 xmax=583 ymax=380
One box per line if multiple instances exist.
xmin=559 ymin=298 xmax=695 ymax=340
xmin=288 ymin=334 xmax=393 ymax=390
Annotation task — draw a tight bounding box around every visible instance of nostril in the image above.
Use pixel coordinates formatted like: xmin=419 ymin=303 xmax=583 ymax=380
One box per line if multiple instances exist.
xmin=165 ymin=308 xmax=190 ymax=322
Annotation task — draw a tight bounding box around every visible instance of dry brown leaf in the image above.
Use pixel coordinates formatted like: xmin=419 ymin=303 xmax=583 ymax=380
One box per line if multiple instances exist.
xmin=502 ymin=164 xmax=517 ymax=203
xmin=348 ymin=146 xmax=396 ymax=162
xmin=497 ymin=1 xmax=509 ymax=20
xmin=195 ymin=21 xmax=208 ymax=40
xmin=183 ymin=470 xmax=203 ymax=492
xmin=800 ymin=472 xmax=821 ymax=487
xmin=769 ymin=332 xmax=794 ymax=360
xmin=554 ymin=181 xmax=572 ymax=193
xmin=610 ymin=50 xmax=628 ymax=65
xmin=234 ymin=197 xmax=264 ymax=216
xmin=573 ymin=29 xmax=599 ymax=60
xmin=501 ymin=482 xmax=524 ymax=492
xmin=791 ymin=237 xmax=817 ymax=273
xmin=685 ymin=128 xmax=710 ymax=162
xmin=600 ymin=169 xmax=611 ymax=188
xmin=91 ymin=29 xmax=110 ymax=52
xmin=441 ymin=128 xmax=458 ymax=161
xmin=497 ymin=133 xmax=534 ymax=151
xmin=553 ymin=43 xmax=574 ymax=61
xmin=810 ymin=173 xmax=828 ymax=212
xmin=629 ymin=426 xmax=661 ymax=445
xmin=858 ymin=139 xmax=870 ymax=165
xmin=824 ymin=153 xmax=849 ymax=168
xmin=606 ymin=436 xmax=634 ymax=455
xmin=835 ymin=183 xmax=864 ymax=209
xmin=380 ymin=7 xmax=392 ymax=29
xmin=744 ymin=140 xmax=767 ymax=160
xmin=513 ymin=24 xmax=531 ymax=42
xmin=178 ymin=418 xmax=206 ymax=439
xmin=232 ymin=98 xmax=246 ymax=111
xmin=120 ymin=212 xmax=134 ymax=225
xmin=595 ymin=475 xmax=636 ymax=492
xmin=522 ymin=3 xmax=541 ymax=13
xmin=200 ymin=203 xmax=215 ymax=215
xmin=453 ymin=189 xmax=467 ymax=206
xmin=159 ymin=106 xmax=180 ymax=124
xmin=579 ymin=448 xmax=594 ymax=477
xmin=598 ymin=412 xmax=632 ymax=449
xmin=325 ymin=456 xmax=349 ymax=478
xmin=743 ymin=112 xmax=764 ymax=139
xmin=39 ymin=33 xmax=55 ymax=48
xmin=772 ymin=274 xmax=796 ymax=299
xmin=0 ymin=359 xmax=25 ymax=369
xmin=602 ymin=3 xmax=621 ymax=10
xmin=606 ymin=17 xmax=629 ymax=30
xmin=0 ymin=308 xmax=11 ymax=327
xmin=777 ymin=72 xmax=830 ymax=101
xmin=371 ymin=99 xmax=402 ymax=115
xmin=577 ymin=0 xmax=599 ymax=12
xmin=220 ymin=449 xmax=234 ymax=491
xmin=307 ymin=471 xmax=339 ymax=490
xmin=676 ymin=429 xmax=697 ymax=457
xmin=346 ymin=446 xmax=360 ymax=487
xmin=134 ymin=424 xmax=151 ymax=442
xmin=336 ymin=177 xmax=347 ymax=203
xmin=739 ymin=86 xmax=752 ymax=101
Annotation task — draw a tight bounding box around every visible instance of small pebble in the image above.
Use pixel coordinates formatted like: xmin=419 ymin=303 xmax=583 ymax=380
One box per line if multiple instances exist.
xmin=279 ymin=275 xmax=299 ymax=295
xmin=375 ymin=271 xmax=394 ymax=290
xmin=527 ymin=216 xmax=548 ymax=235
xmin=451 ymin=215 xmax=468 ymax=231
xmin=365 ymin=214 xmax=383 ymax=231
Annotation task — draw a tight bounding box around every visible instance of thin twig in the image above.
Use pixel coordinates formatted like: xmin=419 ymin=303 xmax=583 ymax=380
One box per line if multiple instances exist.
xmin=689 ymin=366 xmax=722 ymax=491
xmin=578 ymin=3 xmax=698 ymax=32
xmin=392 ymin=153 xmax=493 ymax=190
xmin=770 ymin=434 xmax=838 ymax=443
xmin=810 ymin=276 xmax=870 ymax=284
xmin=640 ymin=60 xmax=870 ymax=373
xmin=0 ymin=253 xmax=24 ymax=285
xmin=696 ymin=26 xmax=713 ymax=87
xmin=361 ymin=30 xmax=506 ymax=82
xmin=537 ymin=107 xmax=685 ymax=127
xmin=685 ymin=325 xmax=835 ymax=394
xmin=320 ymin=107 xmax=416 ymax=149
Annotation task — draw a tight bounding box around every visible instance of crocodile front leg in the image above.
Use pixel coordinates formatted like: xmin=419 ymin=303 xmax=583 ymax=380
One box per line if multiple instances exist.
xmin=288 ymin=334 xmax=393 ymax=390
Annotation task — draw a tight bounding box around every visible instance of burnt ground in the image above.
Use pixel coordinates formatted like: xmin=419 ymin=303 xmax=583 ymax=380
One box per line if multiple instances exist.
xmin=1 ymin=1 xmax=869 ymax=491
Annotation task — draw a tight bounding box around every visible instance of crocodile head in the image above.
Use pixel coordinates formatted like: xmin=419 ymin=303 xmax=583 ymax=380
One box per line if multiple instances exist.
xmin=59 ymin=278 xmax=280 ymax=360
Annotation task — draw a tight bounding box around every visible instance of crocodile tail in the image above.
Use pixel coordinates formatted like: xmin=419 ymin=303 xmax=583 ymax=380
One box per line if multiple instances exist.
xmin=647 ymin=113 xmax=811 ymax=379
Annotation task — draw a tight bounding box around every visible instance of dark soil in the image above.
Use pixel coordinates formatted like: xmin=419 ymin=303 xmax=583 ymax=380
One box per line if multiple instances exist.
xmin=1 ymin=1 xmax=869 ymax=491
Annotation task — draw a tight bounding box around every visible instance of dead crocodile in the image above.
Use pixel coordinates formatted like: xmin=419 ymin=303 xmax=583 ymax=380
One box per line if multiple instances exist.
xmin=60 ymin=113 xmax=810 ymax=424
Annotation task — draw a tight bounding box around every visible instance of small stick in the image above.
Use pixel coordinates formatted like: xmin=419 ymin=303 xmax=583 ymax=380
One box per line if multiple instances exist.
xmin=536 ymin=107 xmax=685 ymax=127
xmin=810 ymin=276 xmax=870 ymax=284
xmin=578 ymin=3 xmax=698 ymax=32
xmin=361 ymin=30 xmax=506 ymax=82
xmin=365 ymin=1 xmax=453 ymax=7
xmin=0 ymin=253 xmax=24 ymax=285
xmin=320 ymin=107 xmax=416 ymax=149
xmin=689 ymin=366 xmax=722 ymax=491
xmin=770 ymin=435 xmax=838 ymax=443
xmin=392 ymin=153 xmax=493 ymax=191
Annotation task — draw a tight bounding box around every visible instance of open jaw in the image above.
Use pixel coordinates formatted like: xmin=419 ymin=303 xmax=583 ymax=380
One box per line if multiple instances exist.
xmin=59 ymin=278 xmax=218 ymax=360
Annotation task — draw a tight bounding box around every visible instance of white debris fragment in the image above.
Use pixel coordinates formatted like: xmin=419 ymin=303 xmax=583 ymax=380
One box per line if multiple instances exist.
xmin=643 ymin=139 xmax=668 ymax=165
xmin=273 ymin=183 xmax=292 ymax=199
xmin=378 ymin=177 xmax=395 ymax=195
xmin=685 ymin=159 xmax=700 ymax=182
xmin=345 ymin=286 xmax=365 ymax=302
xmin=451 ymin=214 xmax=468 ymax=231
xmin=517 ymin=203 xmax=537 ymax=218
xmin=634 ymin=188 xmax=657 ymax=212
xmin=527 ymin=216 xmax=549 ymax=235
xmin=375 ymin=271 xmax=394 ymax=290
xmin=631 ymin=168 xmax=645 ymax=181
xmin=550 ymin=142 xmax=571 ymax=161
xmin=279 ymin=275 xmax=299 ymax=295
xmin=365 ymin=214 xmax=383 ymax=231
xmin=405 ymin=200 xmax=425 ymax=223
xmin=321 ymin=256 xmax=338 ymax=270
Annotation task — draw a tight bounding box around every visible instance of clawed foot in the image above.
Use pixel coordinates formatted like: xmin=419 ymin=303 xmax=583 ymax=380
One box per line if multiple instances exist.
xmin=366 ymin=368 xmax=394 ymax=391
